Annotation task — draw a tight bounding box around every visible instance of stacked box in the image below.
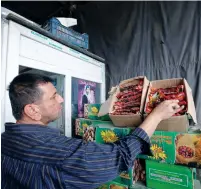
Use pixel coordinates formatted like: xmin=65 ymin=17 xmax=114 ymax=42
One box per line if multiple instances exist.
xmin=95 ymin=125 xmax=131 ymax=144
xmin=76 ymin=77 xmax=199 ymax=189
xmin=96 ymin=126 xmax=146 ymax=187
xmin=97 ymin=181 xmax=128 ymax=189
xmin=146 ymin=160 xmax=196 ymax=189
xmin=75 ymin=118 xmax=114 ymax=141
xmin=114 ymin=159 xmax=146 ymax=187
xmin=84 ymin=103 xmax=111 ymax=121
xmin=138 ymin=131 xmax=201 ymax=168
xmin=84 ymin=104 xmax=101 ymax=120
xmin=130 ymin=182 xmax=150 ymax=189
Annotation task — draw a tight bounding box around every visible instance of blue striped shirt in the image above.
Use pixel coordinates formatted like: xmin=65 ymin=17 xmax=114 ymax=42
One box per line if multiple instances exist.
xmin=1 ymin=123 xmax=150 ymax=189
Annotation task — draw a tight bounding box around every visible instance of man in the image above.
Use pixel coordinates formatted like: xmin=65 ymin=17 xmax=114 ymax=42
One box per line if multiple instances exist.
xmin=1 ymin=73 xmax=183 ymax=189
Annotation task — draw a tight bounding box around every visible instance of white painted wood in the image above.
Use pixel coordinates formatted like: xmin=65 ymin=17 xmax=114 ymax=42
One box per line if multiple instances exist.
xmin=1 ymin=18 xmax=9 ymax=133
xmin=19 ymin=36 xmax=102 ymax=81
xmin=4 ymin=20 xmax=21 ymax=127
xmin=2 ymin=20 xmax=106 ymax=137
xmin=64 ymin=74 xmax=72 ymax=137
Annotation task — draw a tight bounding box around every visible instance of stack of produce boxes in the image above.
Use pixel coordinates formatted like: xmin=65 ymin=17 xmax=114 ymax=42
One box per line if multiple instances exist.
xmin=75 ymin=103 xmax=113 ymax=141
xmin=138 ymin=78 xmax=200 ymax=189
xmin=75 ymin=77 xmax=201 ymax=189
xmin=76 ymin=104 xmax=149 ymax=188
xmin=141 ymin=78 xmax=200 ymax=189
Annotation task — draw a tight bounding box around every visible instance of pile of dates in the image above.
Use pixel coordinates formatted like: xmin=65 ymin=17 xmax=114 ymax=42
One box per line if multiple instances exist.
xmin=146 ymin=85 xmax=187 ymax=116
xmin=133 ymin=159 xmax=146 ymax=183
xmin=111 ymin=79 xmax=143 ymax=115
xmin=178 ymin=146 xmax=194 ymax=158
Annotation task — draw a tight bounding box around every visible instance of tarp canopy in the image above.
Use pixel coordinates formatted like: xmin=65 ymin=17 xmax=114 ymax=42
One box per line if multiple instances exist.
xmin=2 ymin=1 xmax=201 ymax=125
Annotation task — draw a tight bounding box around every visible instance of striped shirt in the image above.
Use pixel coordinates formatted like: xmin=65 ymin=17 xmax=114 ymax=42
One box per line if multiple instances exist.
xmin=1 ymin=123 xmax=150 ymax=189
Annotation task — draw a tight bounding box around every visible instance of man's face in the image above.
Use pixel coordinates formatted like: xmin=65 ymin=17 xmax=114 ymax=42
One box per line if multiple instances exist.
xmin=38 ymin=82 xmax=64 ymax=124
xmin=86 ymin=87 xmax=90 ymax=95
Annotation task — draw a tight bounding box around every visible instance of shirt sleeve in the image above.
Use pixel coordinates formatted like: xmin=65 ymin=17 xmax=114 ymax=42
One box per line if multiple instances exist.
xmin=61 ymin=127 xmax=150 ymax=189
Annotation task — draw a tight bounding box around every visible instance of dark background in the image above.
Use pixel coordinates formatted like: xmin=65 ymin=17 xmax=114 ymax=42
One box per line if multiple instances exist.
xmin=2 ymin=1 xmax=201 ymax=125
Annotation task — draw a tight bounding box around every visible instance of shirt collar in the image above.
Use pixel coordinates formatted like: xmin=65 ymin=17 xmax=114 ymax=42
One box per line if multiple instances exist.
xmin=5 ymin=122 xmax=60 ymax=136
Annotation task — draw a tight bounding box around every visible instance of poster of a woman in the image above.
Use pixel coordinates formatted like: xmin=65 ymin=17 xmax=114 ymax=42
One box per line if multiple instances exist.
xmin=78 ymin=79 xmax=96 ymax=117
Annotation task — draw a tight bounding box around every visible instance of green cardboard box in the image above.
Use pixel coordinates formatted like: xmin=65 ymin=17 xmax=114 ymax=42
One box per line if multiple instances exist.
xmin=96 ymin=126 xmax=145 ymax=187
xmin=146 ymin=160 xmax=196 ymax=189
xmin=75 ymin=118 xmax=114 ymax=141
xmin=138 ymin=131 xmax=201 ymax=168
xmin=95 ymin=125 xmax=131 ymax=144
xmin=84 ymin=104 xmax=101 ymax=120
xmin=114 ymin=159 xmax=146 ymax=187
xmin=95 ymin=125 xmax=132 ymax=185
xmin=97 ymin=181 xmax=128 ymax=189
xmin=84 ymin=104 xmax=111 ymax=121
xmin=114 ymin=168 xmax=133 ymax=186
xmin=130 ymin=182 xmax=151 ymax=189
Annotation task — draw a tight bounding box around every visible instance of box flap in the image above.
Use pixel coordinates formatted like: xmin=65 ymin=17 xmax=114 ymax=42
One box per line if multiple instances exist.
xmin=140 ymin=76 xmax=149 ymax=112
xmin=98 ymin=86 xmax=119 ymax=117
xmin=183 ymin=79 xmax=197 ymax=124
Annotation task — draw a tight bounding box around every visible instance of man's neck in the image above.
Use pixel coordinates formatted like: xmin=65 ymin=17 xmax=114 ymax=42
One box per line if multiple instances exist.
xmin=16 ymin=119 xmax=46 ymax=126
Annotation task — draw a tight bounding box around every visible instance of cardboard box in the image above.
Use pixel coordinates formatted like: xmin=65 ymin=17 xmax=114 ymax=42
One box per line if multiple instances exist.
xmin=97 ymin=181 xmax=128 ymax=189
xmin=144 ymin=78 xmax=197 ymax=132
xmin=84 ymin=104 xmax=101 ymax=120
xmin=95 ymin=124 xmax=145 ymax=187
xmin=146 ymin=160 xmax=196 ymax=189
xmin=99 ymin=76 xmax=149 ymax=127
xmin=138 ymin=131 xmax=201 ymax=168
xmin=84 ymin=104 xmax=111 ymax=121
xmin=75 ymin=118 xmax=114 ymax=140
xmin=95 ymin=125 xmax=131 ymax=144
xmin=130 ymin=182 xmax=150 ymax=189
xmin=114 ymin=159 xmax=146 ymax=187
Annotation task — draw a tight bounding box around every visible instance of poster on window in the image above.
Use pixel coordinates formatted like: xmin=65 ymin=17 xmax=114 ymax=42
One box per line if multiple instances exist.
xmin=78 ymin=79 xmax=96 ymax=118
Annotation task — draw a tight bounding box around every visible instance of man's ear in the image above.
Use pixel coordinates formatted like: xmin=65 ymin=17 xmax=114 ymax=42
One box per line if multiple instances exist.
xmin=24 ymin=104 xmax=41 ymax=121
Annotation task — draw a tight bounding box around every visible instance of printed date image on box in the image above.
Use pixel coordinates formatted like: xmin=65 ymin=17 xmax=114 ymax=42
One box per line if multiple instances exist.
xmin=138 ymin=131 xmax=201 ymax=168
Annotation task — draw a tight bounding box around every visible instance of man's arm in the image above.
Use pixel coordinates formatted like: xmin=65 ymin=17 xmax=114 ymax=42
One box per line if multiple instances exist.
xmin=61 ymin=100 xmax=183 ymax=189
xmin=61 ymin=127 xmax=149 ymax=189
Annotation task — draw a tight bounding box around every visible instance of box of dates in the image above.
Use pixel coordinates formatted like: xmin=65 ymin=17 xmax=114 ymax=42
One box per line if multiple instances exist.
xmin=100 ymin=76 xmax=149 ymax=127
xmin=84 ymin=104 xmax=111 ymax=121
xmin=95 ymin=125 xmax=131 ymax=144
xmin=75 ymin=118 xmax=114 ymax=142
xmin=144 ymin=78 xmax=197 ymax=132
xmin=114 ymin=159 xmax=146 ymax=187
xmin=97 ymin=181 xmax=129 ymax=189
xmin=146 ymin=160 xmax=196 ymax=189
xmin=138 ymin=130 xmax=201 ymax=168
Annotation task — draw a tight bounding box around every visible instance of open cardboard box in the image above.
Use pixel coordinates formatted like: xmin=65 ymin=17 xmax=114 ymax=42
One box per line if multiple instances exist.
xmin=99 ymin=76 xmax=149 ymax=127
xmin=144 ymin=78 xmax=197 ymax=132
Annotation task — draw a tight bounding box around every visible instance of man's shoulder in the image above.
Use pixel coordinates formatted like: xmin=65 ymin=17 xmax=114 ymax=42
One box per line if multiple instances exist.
xmin=2 ymin=133 xmax=76 ymax=164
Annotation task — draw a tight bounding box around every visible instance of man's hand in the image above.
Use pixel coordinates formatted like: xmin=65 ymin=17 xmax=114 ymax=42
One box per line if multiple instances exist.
xmin=151 ymin=100 xmax=184 ymax=122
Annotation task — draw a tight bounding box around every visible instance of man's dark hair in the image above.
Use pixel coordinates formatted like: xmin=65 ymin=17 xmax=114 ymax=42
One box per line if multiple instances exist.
xmin=86 ymin=85 xmax=90 ymax=89
xmin=8 ymin=73 xmax=53 ymax=120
